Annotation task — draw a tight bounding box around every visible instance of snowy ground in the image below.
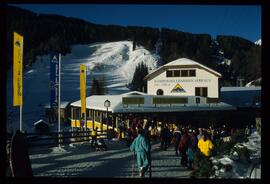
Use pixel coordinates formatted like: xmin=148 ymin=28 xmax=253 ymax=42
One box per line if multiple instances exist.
xmin=29 ymin=141 xmax=191 ymax=178
xmin=6 ymin=41 xmax=159 ymax=133
xmin=210 ymin=131 xmax=261 ymax=179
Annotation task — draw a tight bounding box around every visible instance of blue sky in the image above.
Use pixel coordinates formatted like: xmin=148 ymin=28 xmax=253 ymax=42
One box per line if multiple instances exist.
xmin=11 ymin=4 xmax=261 ymax=42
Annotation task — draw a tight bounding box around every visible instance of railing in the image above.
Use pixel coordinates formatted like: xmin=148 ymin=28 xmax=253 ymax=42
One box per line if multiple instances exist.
xmin=25 ymin=130 xmax=108 ymax=148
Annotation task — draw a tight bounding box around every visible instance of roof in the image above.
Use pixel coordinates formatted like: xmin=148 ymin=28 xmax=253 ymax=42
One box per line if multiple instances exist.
xmin=44 ymin=101 xmax=70 ymax=109
xmin=221 ymin=86 xmax=261 ymax=92
xmin=71 ymin=91 xmax=147 ymax=112
xmin=220 ymin=87 xmax=261 ymax=108
xmin=70 ymin=91 xmax=235 ymax=113
xmin=33 ymin=119 xmax=49 ymax=126
xmin=144 ymin=58 xmax=222 ymax=80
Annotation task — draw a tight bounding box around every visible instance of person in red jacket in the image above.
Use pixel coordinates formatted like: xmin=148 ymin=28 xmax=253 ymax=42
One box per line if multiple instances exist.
xmin=178 ymin=129 xmax=190 ymax=167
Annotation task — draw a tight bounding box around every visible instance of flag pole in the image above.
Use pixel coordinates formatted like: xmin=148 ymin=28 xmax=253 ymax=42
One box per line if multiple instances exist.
xmin=85 ymin=66 xmax=87 ymax=135
xmin=58 ymin=53 xmax=61 ymax=147
xmin=20 ymin=105 xmax=22 ymax=132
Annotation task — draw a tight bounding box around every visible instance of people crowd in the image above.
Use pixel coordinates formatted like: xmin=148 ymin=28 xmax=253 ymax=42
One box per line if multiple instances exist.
xmin=127 ymin=117 xmax=256 ymax=177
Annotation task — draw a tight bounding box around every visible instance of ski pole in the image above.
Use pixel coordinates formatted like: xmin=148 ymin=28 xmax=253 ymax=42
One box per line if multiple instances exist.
xmin=132 ymin=152 xmax=135 ymax=177
xmin=149 ymin=147 xmax=152 ymax=178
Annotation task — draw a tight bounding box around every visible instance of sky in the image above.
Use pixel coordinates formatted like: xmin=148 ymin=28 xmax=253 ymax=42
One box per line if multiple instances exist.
xmin=11 ymin=4 xmax=261 ymax=42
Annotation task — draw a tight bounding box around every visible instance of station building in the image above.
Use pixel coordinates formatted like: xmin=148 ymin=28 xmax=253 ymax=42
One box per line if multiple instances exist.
xmin=69 ymin=58 xmax=246 ymax=132
xmin=144 ymin=58 xmax=221 ymax=99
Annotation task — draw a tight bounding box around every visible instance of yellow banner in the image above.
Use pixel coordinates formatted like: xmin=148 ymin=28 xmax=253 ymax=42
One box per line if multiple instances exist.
xmin=13 ymin=32 xmax=23 ymax=106
xmin=80 ymin=64 xmax=86 ymax=118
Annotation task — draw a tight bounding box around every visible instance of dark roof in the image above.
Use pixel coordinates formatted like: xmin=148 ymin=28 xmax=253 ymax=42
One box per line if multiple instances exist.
xmin=220 ymin=87 xmax=261 ymax=108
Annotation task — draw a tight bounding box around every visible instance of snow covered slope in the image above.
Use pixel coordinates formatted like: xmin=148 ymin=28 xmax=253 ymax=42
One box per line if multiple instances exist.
xmin=6 ymin=41 xmax=159 ymax=132
xmin=254 ymin=39 xmax=261 ymax=46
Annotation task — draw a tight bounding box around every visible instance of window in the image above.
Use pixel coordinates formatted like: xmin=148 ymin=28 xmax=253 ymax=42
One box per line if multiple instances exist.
xmin=189 ymin=69 xmax=196 ymax=77
xmin=73 ymin=107 xmax=80 ymax=120
xmin=156 ymin=89 xmax=164 ymax=95
xmin=195 ymin=87 xmax=208 ymax=97
xmin=181 ymin=70 xmax=188 ymax=77
xmin=173 ymin=70 xmax=180 ymax=77
xmin=166 ymin=70 xmax=173 ymax=77
xmin=167 ymin=69 xmax=195 ymax=77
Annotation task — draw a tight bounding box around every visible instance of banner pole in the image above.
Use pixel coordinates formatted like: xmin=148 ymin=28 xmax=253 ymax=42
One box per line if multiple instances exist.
xmin=20 ymin=105 xmax=22 ymax=132
xmin=58 ymin=53 xmax=61 ymax=147
xmin=85 ymin=66 xmax=87 ymax=136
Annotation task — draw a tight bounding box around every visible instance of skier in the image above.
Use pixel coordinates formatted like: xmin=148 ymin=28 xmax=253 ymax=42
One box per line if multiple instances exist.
xmin=130 ymin=128 xmax=150 ymax=177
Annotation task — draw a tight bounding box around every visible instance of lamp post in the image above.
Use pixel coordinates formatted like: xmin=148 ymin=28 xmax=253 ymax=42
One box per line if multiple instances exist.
xmin=104 ymin=99 xmax=111 ymax=139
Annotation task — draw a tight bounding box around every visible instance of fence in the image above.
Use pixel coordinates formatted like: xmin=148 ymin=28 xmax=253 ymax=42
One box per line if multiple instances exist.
xmin=25 ymin=130 xmax=108 ymax=148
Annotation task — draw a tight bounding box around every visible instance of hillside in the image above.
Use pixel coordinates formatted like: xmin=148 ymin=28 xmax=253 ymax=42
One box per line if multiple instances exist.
xmin=6 ymin=41 xmax=159 ymax=133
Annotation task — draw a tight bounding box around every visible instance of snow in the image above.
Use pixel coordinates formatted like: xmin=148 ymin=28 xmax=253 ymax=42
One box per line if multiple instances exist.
xmin=6 ymin=41 xmax=159 ymax=133
xmin=254 ymin=39 xmax=261 ymax=46
xmin=29 ymin=141 xmax=191 ymax=178
xmin=211 ymin=131 xmax=261 ymax=178
xmin=245 ymin=78 xmax=261 ymax=87
xmin=33 ymin=119 xmax=49 ymax=126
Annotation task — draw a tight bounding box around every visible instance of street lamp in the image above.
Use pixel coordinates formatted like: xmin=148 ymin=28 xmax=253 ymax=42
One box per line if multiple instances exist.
xmin=104 ymin=100 xmax=111 ymax=139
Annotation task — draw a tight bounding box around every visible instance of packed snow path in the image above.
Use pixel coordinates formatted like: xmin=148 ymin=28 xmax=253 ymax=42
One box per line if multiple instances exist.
xmin=29 ymin=140 xmax=191 ymax=178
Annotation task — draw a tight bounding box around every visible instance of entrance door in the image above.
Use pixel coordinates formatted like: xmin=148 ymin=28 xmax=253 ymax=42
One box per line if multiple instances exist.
xmin=195 ymin=87 xmax=208 ymax=97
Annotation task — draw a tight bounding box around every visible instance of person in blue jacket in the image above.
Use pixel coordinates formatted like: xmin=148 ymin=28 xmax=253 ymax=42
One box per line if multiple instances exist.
xmin=130 ymin=128 xmax=150 ymax=177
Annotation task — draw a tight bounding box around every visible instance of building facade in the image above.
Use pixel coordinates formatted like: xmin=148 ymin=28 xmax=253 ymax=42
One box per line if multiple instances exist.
xmin=145 ymin=58 xmax=221 ymax=98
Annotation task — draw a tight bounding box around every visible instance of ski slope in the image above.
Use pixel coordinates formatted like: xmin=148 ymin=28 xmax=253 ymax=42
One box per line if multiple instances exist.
xmin=6 ymin=41 xmax=159 ymax=133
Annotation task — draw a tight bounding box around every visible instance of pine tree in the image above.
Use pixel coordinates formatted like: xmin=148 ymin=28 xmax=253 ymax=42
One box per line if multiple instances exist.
xmin=90 ymin=77 xmax=107 ymax=95
xmin=130 ymin=63 xmax=148 ymax=92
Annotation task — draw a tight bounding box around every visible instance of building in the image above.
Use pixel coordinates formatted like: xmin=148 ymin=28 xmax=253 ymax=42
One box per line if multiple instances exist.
xmin=68 ymin=58 xmax=260 ymax=131
xmin=44 ymin=102 xmax=71 ymax=124
xmin=69 ymin=91 xmax=235 ymax=131
xmin=144 ymin=58 xmax=221 ymax=98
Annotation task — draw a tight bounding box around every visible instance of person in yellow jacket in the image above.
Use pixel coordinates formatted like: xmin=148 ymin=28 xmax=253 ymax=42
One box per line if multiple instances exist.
xmin=91 ymin=127 xmax=98 ymax=147
xmin=197 ymin=133 xmax=214 ymax=157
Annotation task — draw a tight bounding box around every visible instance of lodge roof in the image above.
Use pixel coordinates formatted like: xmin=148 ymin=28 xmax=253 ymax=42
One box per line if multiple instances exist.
xmin=144 ymin=58 xmax=222 ymax=80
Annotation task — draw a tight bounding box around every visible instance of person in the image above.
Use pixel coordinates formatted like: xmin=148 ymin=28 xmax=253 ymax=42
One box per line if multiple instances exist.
xmin=250 ymin=124 xmax=256 ymax=134
xmin=230 ymin=127 xmax=236 ymax=135
xmin=186 ymin=130 xmax=198 ymax=170
xmin=130 ymin=128 xmax=150 ymax=177
xmin=178 ymin=129 xmax=190 ymax=166
xmin=160 ymin=125 xmax=170 ymax=151
xmin=91 ymin=127 xmax=98 ymax=147
xmin=245 ymin=125 xmax=251 ymax=136
xmin=197 ymin=128 xmax=203 ymax=140
xmin=150 ymin=126 xmax=158 ymax=142
xmin=197 ymin=132 xmax=214 ymax=157
xmin=173 ymin=127 xmax=181 ymax=156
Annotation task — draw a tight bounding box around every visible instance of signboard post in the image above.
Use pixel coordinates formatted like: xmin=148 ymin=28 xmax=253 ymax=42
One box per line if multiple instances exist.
xmin=13 ymin=32 xmax=24 ymax=132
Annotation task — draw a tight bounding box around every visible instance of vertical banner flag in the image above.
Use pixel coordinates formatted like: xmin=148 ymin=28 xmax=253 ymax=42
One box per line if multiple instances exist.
xmin=13 ymin=32 xmax=23 ymax=106
xmin=80 ymin=64 xmax=86 ymax=120
xmin=50 ymin=52 xmax=59 ymax=109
